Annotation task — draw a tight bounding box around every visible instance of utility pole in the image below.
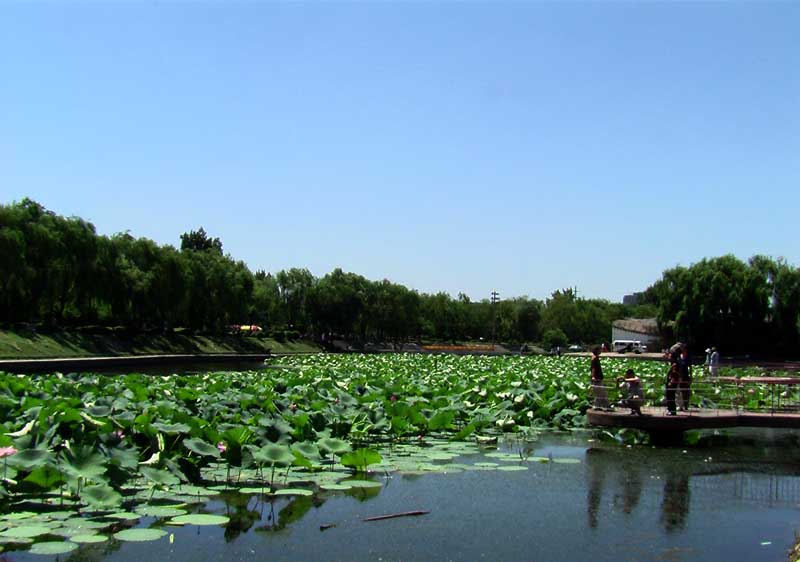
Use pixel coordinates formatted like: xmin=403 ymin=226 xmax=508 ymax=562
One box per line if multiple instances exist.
xmin=491 ymin=290 xmax=500 ymax=350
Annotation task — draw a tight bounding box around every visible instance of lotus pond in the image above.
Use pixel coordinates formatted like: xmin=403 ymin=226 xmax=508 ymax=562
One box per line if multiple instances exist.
xmin=0 ymin=354 xmax=799 ymax=561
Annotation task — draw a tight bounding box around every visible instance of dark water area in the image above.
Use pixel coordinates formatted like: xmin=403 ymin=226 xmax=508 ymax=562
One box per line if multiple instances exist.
xmin=8 ymin=429 xmax=800 ymax=562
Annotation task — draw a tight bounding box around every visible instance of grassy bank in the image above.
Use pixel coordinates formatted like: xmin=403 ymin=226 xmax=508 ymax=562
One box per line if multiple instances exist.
xmin=0 ymin=329 xmax=320 ymax=359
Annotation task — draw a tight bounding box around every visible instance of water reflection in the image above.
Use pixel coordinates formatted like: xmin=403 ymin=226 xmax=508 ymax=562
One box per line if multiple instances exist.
xmin=660 ymin=470 xmax=691 ymax=533
xmin=586 ymin=446 xmax=690 ymax=534
xmin=615 ymin=457 xmax=643 ymax=515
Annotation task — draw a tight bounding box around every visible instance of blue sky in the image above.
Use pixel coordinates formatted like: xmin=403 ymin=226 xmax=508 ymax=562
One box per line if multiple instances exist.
xmin=2 ymin=2 xmax=798 ymax=302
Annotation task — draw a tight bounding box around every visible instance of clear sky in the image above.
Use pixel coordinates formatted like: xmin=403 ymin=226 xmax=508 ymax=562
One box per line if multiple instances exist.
xmin=2 ymin=2 xmax=798 ymax=303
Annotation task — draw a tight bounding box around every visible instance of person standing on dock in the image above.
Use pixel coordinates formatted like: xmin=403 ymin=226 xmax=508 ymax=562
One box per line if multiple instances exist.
xmin=709 ymin=347 xmax=720 ymax=377
xmin=677 ymin=346 xmax=692 ymax=411
xmin=591 ymin=347 xmax=610 ymax=410
xmin=665 ymin=361 xmax=680 ymax=416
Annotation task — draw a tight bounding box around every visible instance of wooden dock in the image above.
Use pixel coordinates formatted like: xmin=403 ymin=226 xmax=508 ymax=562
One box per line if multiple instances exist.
xmin=587 ymin=406 xmax=800 ymax=432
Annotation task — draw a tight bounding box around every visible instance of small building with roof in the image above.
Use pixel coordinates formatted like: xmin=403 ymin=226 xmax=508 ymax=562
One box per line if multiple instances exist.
xmin=611 ymin=318 xmax=661 ymax=350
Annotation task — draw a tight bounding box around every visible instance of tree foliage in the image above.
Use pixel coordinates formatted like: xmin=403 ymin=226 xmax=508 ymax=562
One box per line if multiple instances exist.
xmin=2 ymin=200 xmax=797 ymax=356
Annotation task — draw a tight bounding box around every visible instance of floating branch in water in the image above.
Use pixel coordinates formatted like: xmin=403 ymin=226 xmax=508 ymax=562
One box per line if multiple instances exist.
xmin=363 ymin=510 xmax=430 ymax=522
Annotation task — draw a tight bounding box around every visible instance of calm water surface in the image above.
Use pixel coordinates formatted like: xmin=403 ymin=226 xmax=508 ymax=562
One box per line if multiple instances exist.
xmin=8 ymin=429 xmax=800 ymax=562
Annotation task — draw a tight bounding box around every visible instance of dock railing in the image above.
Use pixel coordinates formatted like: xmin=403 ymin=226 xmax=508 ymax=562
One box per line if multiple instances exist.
xmin=593 ymin=375 xmax=800 ymax=416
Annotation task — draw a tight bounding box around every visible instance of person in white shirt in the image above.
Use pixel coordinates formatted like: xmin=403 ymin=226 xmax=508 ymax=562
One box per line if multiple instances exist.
xmin=709 ymin=347 xmax=720 ymax=377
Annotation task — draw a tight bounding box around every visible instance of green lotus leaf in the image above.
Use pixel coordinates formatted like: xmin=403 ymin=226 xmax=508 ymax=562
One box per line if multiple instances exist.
xmin=0 ymin=536 xmax=33 ymax=544
xmin=291 ymin=441 xmax=321 ymax=460
xmin=152 ymin=422 xmax=191 ymax=435
xmin=273 ymin=488 xmax=313 ymax=497
xmin=140 ymin=466 xmax=180 ymax=487
xmin=342 ymin=480 xmax=382 ymax=489
xmin=135 ymin=505 xmax=187 ymax=518
xmin=317 ymin=438 xmax=351 ymax=457
xmin=81 ymin=484 xmax=122 ymax=509
xmin=183 ymin=438 xmax=221 ymax=459
xmin=7 ymin=448 xmax=53 ymax=471
xmin=427 ymin=409 xmax=456 ymax=431
xmin=113 ymin=528 xmax=168 ymax=542
xmin=1 ymin=511 xmax=36 ymax=521
xmin=239 ymin=487 xmax=270 ymax=495
xmin=71 ymin=534 xmax=109 ymax=544
xmin=253 ymin=444 xmax=294 ymax=467
xmin=552 ymin=458 xmax=581 ymax=464
xmin=49 ymin=527 xmax=97 ymax=538
xmin=170 ymin=513 xmax=230 ymax=526
xmin=61 ymin=446 xmax=107 ymax=480
xmin=174 ymin=485 xmax=217 ymax=496
xmin=107 ymin=512 xmax=141 ymax=520
xmin=62 ymin=518 xmax=108 ymax=529
xmin=340 ymin=448 xmax=382 ymax=472
xmin=0 ymin=525 xmax=52 ymax=538
xmin=29 ymin=541 xmax=79 ymax=555
xmin=87 ymin=405 xmax=112 ymax=417
xmin=320 ymin=483 xmax=352 ymax=491
xmin=497 ymin=465 xmax=529 ymax=471
xmin=23 ymin=464 xmax=64 ymax=490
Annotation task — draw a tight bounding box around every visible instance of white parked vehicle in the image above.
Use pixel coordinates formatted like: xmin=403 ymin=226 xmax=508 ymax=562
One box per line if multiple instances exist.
xmin=612 ymin=340 xmax=647 ymax=354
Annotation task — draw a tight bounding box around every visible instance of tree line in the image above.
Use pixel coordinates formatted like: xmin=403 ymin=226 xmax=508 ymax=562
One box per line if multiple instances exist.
xmin=1 ymin=199 xmax=797 ymax=355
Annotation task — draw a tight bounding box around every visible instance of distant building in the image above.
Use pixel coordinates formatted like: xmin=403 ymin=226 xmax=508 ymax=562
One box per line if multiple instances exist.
xmin=611 ymin=318 xmax=660 ymax=349
xmin=622 ymin=292 xmax=644 ymax=306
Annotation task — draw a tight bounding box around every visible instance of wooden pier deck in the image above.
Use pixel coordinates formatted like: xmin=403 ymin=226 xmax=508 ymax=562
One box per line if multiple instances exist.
xmin=587 ymin=406 xmax=800 ymax=432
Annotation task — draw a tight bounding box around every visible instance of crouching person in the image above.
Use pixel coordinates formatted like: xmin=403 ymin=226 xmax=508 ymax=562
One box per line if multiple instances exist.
xmin=617 ymin=369 xmax=644 ymax=416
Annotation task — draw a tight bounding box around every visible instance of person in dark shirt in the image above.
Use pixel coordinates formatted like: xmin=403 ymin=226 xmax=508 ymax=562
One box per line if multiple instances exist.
xmin=665 ymin=361 xmax=680 ymax=415
xmin=591 ymin=347 xmax=610 ymax=410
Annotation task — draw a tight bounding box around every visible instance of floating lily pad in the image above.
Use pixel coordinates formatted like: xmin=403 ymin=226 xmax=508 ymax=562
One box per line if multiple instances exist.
xmin=63 ymin=518 xmax=109 ymax=529
xmin=169 ymin=514 xmax=230 ymax=526
xmin=0 ymin=525 xmax=53 ymax=538
xmin=42 ymin=511 xmax=74 ymax=521
xmin=240 ymin=487 xmax=272 ymax=495
xmin=71 ymin=534 xmax=110 ymax=544
xmin=1 ymin=512 xmax=36 ymax=521
xmin=107 ymin=512 xmax=141 ymax=521
xmin=49 ymin=527 xmax=98 ymax=538
xmin=135 ymin=506 xmax=187 ymax=518
xmin=0 ymin=536 xmax=33 ymax=544
xmin=29 ymin=541 xmax=79 ymax=555
xmin=320 ymin=483 xmax=351 ymax=491
xmin=114 ymin=528 xmax=168 ymax=542
xmin=273 ymin=488 xmax=313 ymax=497
xmin=497 ymin=465 xmax=529 ymax=471
xmin=343 ymin=480 xmax=382 ymax=489
xmin=474 ymin=462 xmax=499 ymax=467
xmin=552 ymin=458 xmax=581 ymax=464
xmin=529 ymin=456 xmax=551 ymax=463
xmin=173 ymin=485 xmax=217 ymax=497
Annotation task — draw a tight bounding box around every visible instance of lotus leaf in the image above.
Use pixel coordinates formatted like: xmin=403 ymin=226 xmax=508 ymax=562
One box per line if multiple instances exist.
xmin=0 ymin=525 xmax=52 ymax=538
xmin=183 ymin=438 xmax=221 ymax=459
xmin=29 ymin=540 xmax=79 ymax=555
xmin=114 ymin=528 xmax=168 ymax=542
xmin=71 ymin=534 xmax=109 ymax=543
xmin=81 ymin=484 xmax=122 ymax=508
xmin=340 ymin=448 xmax=382 ymax=472
xmin=135 ymin=505 xmax=187 ymax=518
xmin=140 ymin=466 xmax=180 ymax=487
xmin=170 ymin=514 xmax=230 ymax=526
xmin=273 ymin=488 xmax=313 ymax=497
xmin=7 ymin=449 xmax=52 ymax=471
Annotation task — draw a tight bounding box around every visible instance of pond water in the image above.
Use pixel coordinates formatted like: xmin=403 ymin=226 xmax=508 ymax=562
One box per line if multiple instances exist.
xmin=6 ymin=429 xmax=800 ymax=562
